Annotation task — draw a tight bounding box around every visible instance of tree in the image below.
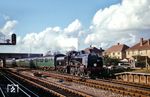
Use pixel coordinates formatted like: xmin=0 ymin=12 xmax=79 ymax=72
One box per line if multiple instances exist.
xmin=135 ymin=61 xmax=145 ymax=69
xmin=103 ymin=56 xmax=120 ymax=66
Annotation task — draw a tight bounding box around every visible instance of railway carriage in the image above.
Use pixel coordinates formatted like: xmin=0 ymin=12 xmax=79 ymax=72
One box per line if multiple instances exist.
xmin=16 ymin=58 xmax=30 ymax=67
xmin=35 ymin=57 xmax=54 ymax=68
xmin=6 ymin=56 xmax=55 ymax=69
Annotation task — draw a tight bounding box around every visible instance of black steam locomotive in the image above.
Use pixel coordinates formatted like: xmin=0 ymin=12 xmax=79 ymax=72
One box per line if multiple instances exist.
xmin=54 ymin=50 xmax=103 ymax=78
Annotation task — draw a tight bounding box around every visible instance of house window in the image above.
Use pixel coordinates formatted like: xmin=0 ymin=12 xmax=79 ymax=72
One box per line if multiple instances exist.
xmin=113 ymin=53 xmax=115 ymax=55
xmin=118 ymin=52 xmax=120 ymax=55
xmin=137 ymin=51 xmax=139 ymax=55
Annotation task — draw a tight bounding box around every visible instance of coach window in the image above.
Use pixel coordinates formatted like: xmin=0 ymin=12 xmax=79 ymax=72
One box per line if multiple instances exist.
xmin=37 ymin=59 xmax=40 ymax=62
xmin=40 ymin=59 xmax=43 ymax=62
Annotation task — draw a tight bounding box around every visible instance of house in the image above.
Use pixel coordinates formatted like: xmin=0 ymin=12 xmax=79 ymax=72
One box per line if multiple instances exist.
xmin=126 ymin=38 xmax=150 ymax=58
xmin=103 ymin=43 xmax=129 ymax=59
xmin=126 ymin=38 xmax=150 ymax=67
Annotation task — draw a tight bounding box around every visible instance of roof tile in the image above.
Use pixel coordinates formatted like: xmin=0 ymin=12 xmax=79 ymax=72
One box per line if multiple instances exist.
xmin=127 ymin=39 xmax=150 ymax=51
xmin=105 ymin=44 xmax=129 ymax=52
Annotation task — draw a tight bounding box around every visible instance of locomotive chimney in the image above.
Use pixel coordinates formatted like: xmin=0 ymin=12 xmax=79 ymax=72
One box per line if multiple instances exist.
xmin=140 ymin=38 xmax=143 ymax=46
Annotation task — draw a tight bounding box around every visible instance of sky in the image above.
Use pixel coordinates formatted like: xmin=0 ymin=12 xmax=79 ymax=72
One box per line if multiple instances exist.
xmin=0 ymin=0 xmax=150 ymax=54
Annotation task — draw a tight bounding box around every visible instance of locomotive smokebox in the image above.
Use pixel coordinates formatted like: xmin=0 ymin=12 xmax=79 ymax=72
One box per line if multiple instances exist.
xmin=11 ymin=33 xmax=16 ymax=45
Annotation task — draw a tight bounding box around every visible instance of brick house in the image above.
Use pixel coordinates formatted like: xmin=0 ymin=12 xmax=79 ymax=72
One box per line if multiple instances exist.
xmin=126 ymin=38 xmax=150 ymax=67
xmin=126 ymin=38 xmax=150 ymax=58
xmin=103 ymin=43 xmax=129 ymax=59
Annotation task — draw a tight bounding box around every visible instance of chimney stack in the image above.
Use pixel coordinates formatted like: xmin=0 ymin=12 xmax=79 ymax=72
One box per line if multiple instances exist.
xmin=117 ymin=43 xmax=120 ymax=45
xmin=140 ymin=38 xmax=143 ymax=46
xmin=148 ymin=39 xmax=150 ymax=46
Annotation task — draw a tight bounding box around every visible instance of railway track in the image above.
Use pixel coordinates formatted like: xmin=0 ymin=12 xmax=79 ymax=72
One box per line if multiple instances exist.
xmin=3 ymin=68 xmax=93 ymax=97
xmin=0 ymin=70 xmax=55 ymax=97
xmin=85 ymin=79 xmax=150 ymax=97
xmin=4 ymin=68 xmax=150 ymax=97
xmin=97 ymin=78 xmax=150 ymax=91
xmin=37 ymin=70 xmax=150 ymax=97
xmin=4 ymin=68 xmax=128 ymax=97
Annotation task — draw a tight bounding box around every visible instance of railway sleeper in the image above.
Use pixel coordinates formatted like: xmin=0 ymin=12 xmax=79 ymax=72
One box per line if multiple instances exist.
xmin=50 ymin=72 xmax=150 ymax=97
xmin=127 ymin=89 xmax=150 ymax=96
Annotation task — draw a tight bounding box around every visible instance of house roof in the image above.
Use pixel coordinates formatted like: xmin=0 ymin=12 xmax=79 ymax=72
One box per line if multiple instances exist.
xmin=127 ymin=39 xmax=150 ymax=51
xmin=105 ymin=43 xmax=129 ymax=52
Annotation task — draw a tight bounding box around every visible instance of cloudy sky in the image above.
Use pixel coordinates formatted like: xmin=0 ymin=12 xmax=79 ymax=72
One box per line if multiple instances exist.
xmin=0 ymin=0 xmax=150 ymax=54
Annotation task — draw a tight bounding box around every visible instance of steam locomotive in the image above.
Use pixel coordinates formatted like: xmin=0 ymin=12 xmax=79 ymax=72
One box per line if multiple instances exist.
xmin=55 ymin=51 xmax=103 ymax=78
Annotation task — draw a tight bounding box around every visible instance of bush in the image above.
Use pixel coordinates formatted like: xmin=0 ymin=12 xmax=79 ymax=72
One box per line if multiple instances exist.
xmin=103 ymin=56 xmax=120 ymax=66
xmin=135 ymin=61 xmax=145 ymax=69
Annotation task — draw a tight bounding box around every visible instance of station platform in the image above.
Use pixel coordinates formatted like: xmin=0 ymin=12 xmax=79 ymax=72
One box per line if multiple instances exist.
xmin=115 ymin=72 xmax=150 ymax=85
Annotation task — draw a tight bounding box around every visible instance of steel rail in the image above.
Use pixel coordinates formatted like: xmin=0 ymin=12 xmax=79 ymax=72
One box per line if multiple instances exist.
xmin=0 ymin=72 xmax=31 ymax=97
xmin=2 ymin=73 xmax=40 ymax=97
xmin=0 ymin=87 xmax=5 ymax=97
xmin=41 ymin=71 xmax=150 ymax=97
